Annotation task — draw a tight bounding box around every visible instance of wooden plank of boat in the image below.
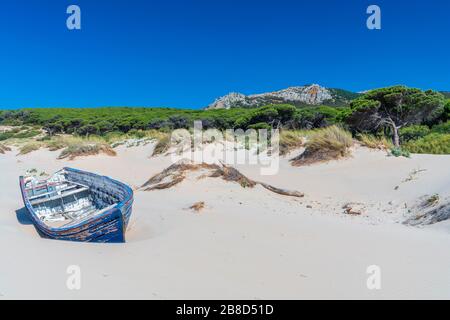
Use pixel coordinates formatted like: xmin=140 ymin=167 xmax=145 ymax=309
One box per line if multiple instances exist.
xmin=61 ymin=204 xmax=117 ymax=228
xmin=30 ymin=186 xmax=90 ymax=206
xmin=28 ymin=184 xmax=78 ymax=200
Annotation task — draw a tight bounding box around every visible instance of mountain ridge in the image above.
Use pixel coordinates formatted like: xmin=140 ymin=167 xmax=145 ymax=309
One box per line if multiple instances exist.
xmin=206 ymin=84 xmax=360 ymax=109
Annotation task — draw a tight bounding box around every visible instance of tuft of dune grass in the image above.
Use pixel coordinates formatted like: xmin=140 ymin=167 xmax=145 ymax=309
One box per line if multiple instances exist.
xmin=279 ymin=130 xmax=304 ymax=155
xmin=18 ymin=142 xmax=42 ymax=155
xmin=45 ymin=137 xmax=67 ymax=151
xmin=357 ymin=134 xmax=393 ymax=150
xmin=152 ymin=134 xmax=171 ymax=156
xmin=53 ymin=136 xmax=116 ymax=160
xmin=291 ymin=126 xmax=353 ymax=166
xmin=0 ymin=144 xmax=11 ymax=154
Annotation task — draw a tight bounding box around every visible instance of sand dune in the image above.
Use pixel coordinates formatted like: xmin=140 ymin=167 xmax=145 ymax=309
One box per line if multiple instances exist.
xmin=0 ymin=144 xmax=449 ymax=299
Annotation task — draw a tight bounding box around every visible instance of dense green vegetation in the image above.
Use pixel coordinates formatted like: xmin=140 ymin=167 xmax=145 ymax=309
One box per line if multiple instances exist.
xmin=1 ymin=86 xmax=449 ymax=155
xmin=404 ymin=133 xmax=450 ymax=154
xmin=0 ymin=104 xmax=348 ymax=134
xmin=328 ymin=88 xmax=361 ymax=102
xmin=346 ymin=86 xmax=446 ymax=147
xmin=0 ymin=108 xmax=252 ymax=134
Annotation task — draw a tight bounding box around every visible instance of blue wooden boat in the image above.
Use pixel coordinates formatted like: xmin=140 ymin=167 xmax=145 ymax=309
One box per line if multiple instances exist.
xmin=19 ymin=167 xmax=133 ymax=243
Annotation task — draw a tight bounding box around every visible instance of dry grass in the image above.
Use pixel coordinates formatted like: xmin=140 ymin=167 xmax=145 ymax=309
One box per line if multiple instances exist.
xmin=424 ymin=194 xmax=440 ymax=208
xmin=279 ymin=131 xmax=304 ymax=155
xmin=149 ymin=129 xmax=307 ymax=157
xmin=291 ymin=126 xmax=353 ymax=166
xmin=18 ymin=142 xmax=42 ymax=155
xmin=45 ymin=137 xmax=68 ymax=151
xmin=58 ymin=144 xmax=116 ymax=160
xmin=0 ymin=144 xmax=11 ymax=154
xmin=358 ymin=134 xmax=393 ymax=150
xmin=152 ymin=134 xmax=171 ymax=156
xmin=54 ymin=136 xmax=116 ymax=160
xmin=405 ymin=195 xmax=448 ymax=226
xmin=4 ymin=129 xmax=170 ymax=158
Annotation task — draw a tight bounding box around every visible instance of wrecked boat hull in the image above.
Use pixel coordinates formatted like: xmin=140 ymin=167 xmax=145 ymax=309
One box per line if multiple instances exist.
xmin=19 ymin=167 xmax=133 ymax=243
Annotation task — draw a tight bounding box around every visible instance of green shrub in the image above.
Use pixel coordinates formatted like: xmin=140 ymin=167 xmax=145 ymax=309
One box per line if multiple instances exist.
xmin=0 ymin=128 xmax=41 ymax=141
xmin=390 ymin=147 xmax=410 ymax=158
xmin=403 ymin=133 xmax=450 ymax=154
xmin=444 ymin=100 xmax=450 ymax=121
xmin=0 ymin=131 xmax=15 ymax=141
xmin=295 ymin=106 xmax=348 ymax=129
xmin=431 ymin=121 xmax=450 ymax=134
xmin=399 ymin=125 xmax=430 ymax=142
xmin=233 ymin=105 xmax=296 ymax=129
xmin=247 ymin=122 xmax=272 ymax=130
xmin=13 ymin=129 xmax=41 ymax=139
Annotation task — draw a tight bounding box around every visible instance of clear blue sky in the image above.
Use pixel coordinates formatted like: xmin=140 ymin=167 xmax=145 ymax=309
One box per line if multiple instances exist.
xmin=0 ymin=0 xmax=449 ymax=109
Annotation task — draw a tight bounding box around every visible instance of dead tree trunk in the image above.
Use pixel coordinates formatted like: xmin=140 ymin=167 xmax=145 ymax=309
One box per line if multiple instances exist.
xmin=383 ymin=117 xmax=400 ymax=148
xmin=392 ymin=124 xmax=400 ymax=148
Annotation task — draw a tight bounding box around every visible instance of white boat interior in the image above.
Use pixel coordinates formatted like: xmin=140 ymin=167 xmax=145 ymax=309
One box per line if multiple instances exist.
xmin=24 ymin=170 xmax=118 ymax=227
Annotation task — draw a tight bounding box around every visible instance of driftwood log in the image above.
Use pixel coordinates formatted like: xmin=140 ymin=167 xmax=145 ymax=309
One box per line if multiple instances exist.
xmin=259 ymin=183 xmax=304 ymax=198
xmin=141 ymin=162 xmax=220 ymax=191
xmin=140 ymin=161 xmax=304 ymax=198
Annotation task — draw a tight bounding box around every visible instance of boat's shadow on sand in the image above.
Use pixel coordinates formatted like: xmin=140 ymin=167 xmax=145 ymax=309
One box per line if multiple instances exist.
xmin=15 ymin=207 xmax=33 ymax=225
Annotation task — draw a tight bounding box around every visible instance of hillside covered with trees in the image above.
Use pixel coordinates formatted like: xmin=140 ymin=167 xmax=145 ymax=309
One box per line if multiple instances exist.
xmin=1 ymin=86 xmax=449 ymax=154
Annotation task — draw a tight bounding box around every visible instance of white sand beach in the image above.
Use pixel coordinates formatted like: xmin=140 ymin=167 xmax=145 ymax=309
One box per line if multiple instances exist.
xmin=0 ymin=144 xmax=449 ymax=299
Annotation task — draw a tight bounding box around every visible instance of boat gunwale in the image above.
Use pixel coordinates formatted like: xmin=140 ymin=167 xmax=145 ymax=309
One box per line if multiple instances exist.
xmin=19 ymin=167 xmax=134 ymax=233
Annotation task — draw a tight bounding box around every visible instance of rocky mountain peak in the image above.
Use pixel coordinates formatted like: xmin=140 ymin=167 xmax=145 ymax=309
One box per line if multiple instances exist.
xmin=206 ymin=84 xmax=354 ymax=109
